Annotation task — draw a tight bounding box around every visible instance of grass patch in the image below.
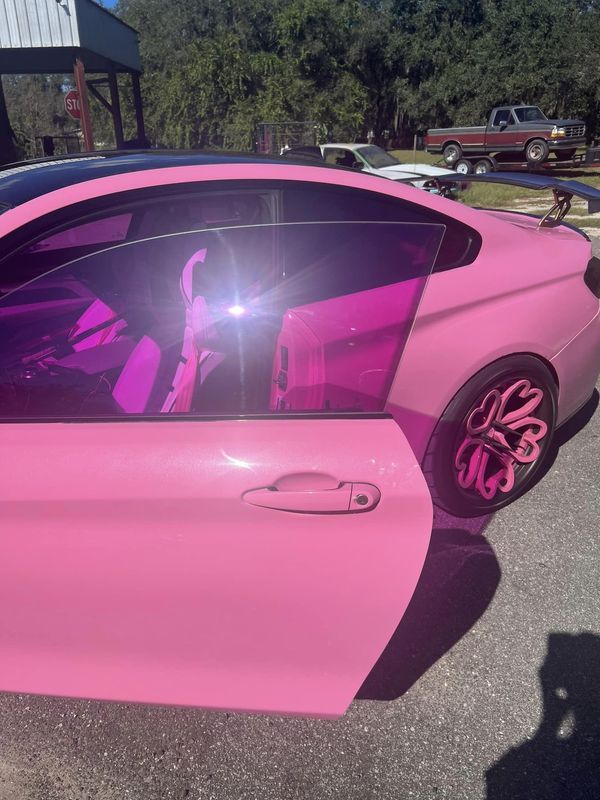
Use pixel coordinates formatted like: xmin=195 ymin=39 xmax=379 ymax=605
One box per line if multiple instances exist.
xmin=572 ymin=216 xmax=600 ymax=228
xmin=461 ymin=174 xmax=600 ymax=211
xmin=390 ymin=147 xmax=600 ymax=216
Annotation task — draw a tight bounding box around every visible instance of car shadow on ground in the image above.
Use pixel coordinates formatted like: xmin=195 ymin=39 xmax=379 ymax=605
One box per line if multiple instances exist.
xmin=357 ymin=509 xmax=499 ymax=701
xmin=358 ymin=392 xmax=598 ymax=702
xmin=486 ymin=632 xmax=600 ymax=800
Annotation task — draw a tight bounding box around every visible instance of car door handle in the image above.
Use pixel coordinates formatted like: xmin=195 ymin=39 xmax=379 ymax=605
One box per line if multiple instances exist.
xmin=242 ymin=482 xmax=381 ymax=513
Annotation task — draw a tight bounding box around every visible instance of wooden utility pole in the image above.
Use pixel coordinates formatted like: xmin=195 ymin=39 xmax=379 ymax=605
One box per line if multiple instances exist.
xmin=0 ymin=77 xmax=18 ymax=165
xmin=73 ymin=58 xmax=95 ymax=151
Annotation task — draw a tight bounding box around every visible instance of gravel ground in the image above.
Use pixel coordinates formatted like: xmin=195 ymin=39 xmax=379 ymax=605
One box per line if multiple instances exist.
xmin=0 ymin=246 xmax=598 ymax=800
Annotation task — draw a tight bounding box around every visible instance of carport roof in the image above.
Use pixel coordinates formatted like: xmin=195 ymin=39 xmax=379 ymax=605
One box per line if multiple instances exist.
xmin=0 ymin=0 xmax=141 ymax=73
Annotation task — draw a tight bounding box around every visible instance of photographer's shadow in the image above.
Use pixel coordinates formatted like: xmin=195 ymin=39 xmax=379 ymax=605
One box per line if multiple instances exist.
xmin=487 ymin=633 xmax=600 ymax=799
xmin=358 ymin=511 xmax=500 ymax=700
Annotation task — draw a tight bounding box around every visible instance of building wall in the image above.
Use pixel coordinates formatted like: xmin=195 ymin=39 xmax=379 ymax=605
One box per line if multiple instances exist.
xmin=0 ymin=0 xmax=80 ymax=49
xmin=0 ymin=0 xmax=140 ymax=72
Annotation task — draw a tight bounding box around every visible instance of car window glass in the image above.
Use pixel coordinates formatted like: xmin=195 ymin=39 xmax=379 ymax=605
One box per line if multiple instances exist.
xmin=323 ymin=148 xmax=342 ymax=164
xmin=493 ymin=110 xmax=512 ymax=126
xmin=25 ymin=214 xmax=133 ymax=253
xmin=283 ymin=182 xmax=481 ymax=272
xmin=356 ymin=146 xmax=399 ymax=168
xmin=0 ymin=221 xmax=443 ymax=420
xmin=514 ymin=106 xmax=546 ymax=123
xmin=323 ymin=148 xmax=356 ymax=168
xmin=0 ymin=189 xmax=276 ymax=295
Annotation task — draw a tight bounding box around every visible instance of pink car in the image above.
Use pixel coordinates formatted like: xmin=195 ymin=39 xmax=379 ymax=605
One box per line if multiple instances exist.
xmin=0 ymin=153 xmax=598 ymax=718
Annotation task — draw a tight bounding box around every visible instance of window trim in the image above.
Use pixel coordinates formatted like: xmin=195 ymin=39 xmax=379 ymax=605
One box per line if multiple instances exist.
xmin=0 ymin=411 xmax=394 ymax=425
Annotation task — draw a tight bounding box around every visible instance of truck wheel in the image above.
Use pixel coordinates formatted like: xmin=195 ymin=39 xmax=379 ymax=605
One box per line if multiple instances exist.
xmin=474 ymin=159 xmax=493 ymax=174
xmin=555 ymin=149 xmax=576 ymax=162
xmin=443 ymin=143 xmax=462 ymax=165
xmin=525 ymin=139 xmax=549 ymax=164
xmin=454 ymin=158 xmax=473 ymax=174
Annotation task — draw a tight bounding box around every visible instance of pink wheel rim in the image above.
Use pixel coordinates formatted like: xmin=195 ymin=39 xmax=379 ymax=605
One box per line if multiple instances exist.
xmin=454 ymin=378 xmax=549 ymax=502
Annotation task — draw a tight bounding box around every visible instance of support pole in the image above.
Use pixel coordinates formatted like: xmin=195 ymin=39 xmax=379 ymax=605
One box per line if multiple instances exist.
xmin=131 ymin=73 xmax=146 ymax=145
xmin=0 ymin=76 xmax=18 ymax=165
xmin=73 ymin=58 xmax=95 ymax=152
xmin=108 ymin=68 xmax=124 ymax=149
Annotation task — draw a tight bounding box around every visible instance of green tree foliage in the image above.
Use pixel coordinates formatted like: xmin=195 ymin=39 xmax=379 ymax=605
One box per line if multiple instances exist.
xmin=4 ymin=0 xmax=599 ymax=154
xmin=117 ymin=0 xmax=599 ymax=147
xmin=1 ymin=75 xmax=75 ymax=159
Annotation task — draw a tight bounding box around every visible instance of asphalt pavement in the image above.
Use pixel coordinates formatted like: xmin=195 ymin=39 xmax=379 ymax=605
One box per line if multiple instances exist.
xmin=0 ymin=247 xmax=598 ymax=800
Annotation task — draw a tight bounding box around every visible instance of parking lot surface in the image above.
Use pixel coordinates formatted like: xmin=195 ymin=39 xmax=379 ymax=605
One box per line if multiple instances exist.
xmin=0 ymin=247 xmax=598 ymax=800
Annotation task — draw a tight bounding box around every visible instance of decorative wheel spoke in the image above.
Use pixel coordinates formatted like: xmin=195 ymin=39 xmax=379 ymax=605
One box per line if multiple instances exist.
xmin=454 ymin=378 xmax=549 ymax=501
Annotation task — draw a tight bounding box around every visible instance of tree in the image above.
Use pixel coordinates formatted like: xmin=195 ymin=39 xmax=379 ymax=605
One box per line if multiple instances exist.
xmin=113 ymin=0 xmax=600 ymax=148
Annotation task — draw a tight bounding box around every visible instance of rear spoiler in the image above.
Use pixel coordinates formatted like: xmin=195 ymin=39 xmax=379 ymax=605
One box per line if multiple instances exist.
xmin=431 ymin=172 xmax=600 ymax=227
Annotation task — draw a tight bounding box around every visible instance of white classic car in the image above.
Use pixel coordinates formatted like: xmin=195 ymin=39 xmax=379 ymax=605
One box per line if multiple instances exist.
xmin=282 ymin=142 xmax=457 ymax=190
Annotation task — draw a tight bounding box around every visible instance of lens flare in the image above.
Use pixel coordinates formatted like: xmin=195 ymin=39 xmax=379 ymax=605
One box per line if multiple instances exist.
xmin=227 ymin=304 xmax=246 ymax=317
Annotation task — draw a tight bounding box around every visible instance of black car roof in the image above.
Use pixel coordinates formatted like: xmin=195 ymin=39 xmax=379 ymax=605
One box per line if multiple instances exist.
xmin=0 ymin=149 xmax=338 ymax=213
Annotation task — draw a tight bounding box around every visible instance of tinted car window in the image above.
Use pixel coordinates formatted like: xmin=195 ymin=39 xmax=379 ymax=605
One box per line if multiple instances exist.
xmin=492 ymin=109 xmax=513 ymax=126
xmin=514 ymin=106 xmax=547 ymax=123
xmin=0 ymin=188 xmax=276 ymax=294
xmin=25 ymin=213 xmax=133 ymax=252
xmin=283 ymin=182 xmax=481 ymax=271
xmin=0 ymin=221 xmax=443 ymax=420
xmin=355 ymin=146 xmax=400 ymax=169
xmin=322 ymin=148 xmax=357 ymax=168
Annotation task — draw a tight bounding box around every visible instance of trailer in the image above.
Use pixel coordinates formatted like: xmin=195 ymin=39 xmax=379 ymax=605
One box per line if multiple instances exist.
xmin=448 ymin=144 xmax=600 ymax=175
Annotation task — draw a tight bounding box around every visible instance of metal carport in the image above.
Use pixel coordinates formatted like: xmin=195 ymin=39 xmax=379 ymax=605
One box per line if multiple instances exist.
xmin=0 ymin=0 xmax=145 ymax=160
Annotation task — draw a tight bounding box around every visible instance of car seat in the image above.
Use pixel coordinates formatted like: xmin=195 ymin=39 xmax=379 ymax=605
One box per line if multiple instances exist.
xmin=160 ymin=247 xmax=224 ymax=413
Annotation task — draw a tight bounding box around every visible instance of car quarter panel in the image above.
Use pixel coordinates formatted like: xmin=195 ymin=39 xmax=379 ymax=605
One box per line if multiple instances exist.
xmin=387 ymin=223 xmax=597 ymax=459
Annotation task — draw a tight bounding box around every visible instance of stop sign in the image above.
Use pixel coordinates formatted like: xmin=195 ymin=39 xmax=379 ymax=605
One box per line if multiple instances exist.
xmin=64 ymin=90 xmax=81 ymax=120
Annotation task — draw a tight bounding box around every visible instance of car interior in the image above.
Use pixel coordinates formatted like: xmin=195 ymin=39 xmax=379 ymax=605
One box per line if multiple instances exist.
xmin=0 ymin=217 xmax=443 ymax=420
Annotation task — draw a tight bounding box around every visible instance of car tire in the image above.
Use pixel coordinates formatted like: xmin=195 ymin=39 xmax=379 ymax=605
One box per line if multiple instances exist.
xmin=474 ymin=158 xmax=493 ymax=174
xmin=555 ymin=149 xmax=576 ymax=162
xmin=443 ymin=143 xmax=462 ymax=165
xmin=525 ymin=139 xmax=550 ymax=164
xmin=454 ymin=158 xmax=473 ymax=175
xmin=422 ymin=355 xmax=558 ymax=517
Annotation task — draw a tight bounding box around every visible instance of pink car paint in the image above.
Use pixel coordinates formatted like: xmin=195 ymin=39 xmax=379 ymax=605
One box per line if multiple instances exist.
xmin=0 ymin=417 xmax=431 ymax=717
xmin=0 ymin=159 xmax=598 ymax=717
xmin=1 ymin=161 xmax=597 ymax=458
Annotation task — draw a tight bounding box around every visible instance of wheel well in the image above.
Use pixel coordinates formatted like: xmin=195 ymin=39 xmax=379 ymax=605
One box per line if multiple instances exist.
xmin=527 ymin=352 xmax=559 ymax=388
xmin=443 ymin=140 xmax=461 ymax=151
xmin=525 ymin=135 xmax=548 ymax=148
xmin=467 ymin=351 xmax=559 ymax=393
xmin=423 ymin=350 xmax=560 ymax=461
xmin=434 ymin=351 xmax=559 ymax=434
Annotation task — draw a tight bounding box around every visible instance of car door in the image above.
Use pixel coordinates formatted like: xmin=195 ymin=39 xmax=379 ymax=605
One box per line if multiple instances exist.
xmin=485 ymin=108 xmax=517 ymax=151
xmin=0 ymin=219 xmax=439 ymax=719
